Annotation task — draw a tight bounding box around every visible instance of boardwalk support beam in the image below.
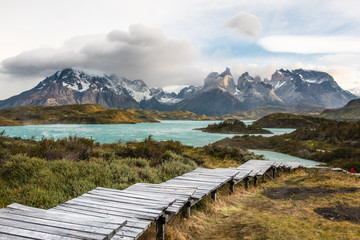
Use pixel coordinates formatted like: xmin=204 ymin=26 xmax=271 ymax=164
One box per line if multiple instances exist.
xmin=211 ymin=190 xmax=217 ymax=202
xmin=254 ymin=176 xmax=259 ymax=187
xmin=272 ymin=167 xmax=276 ymax=179
xmin=156 ymin=216 xmax=166 ymax=240
xmin=230 ymin=180 xmax=235 ymax=194
xmin=244 ymin=177 xmax=250 ymax=191
xmin=183 ymin=201 xmax=191 ymax=218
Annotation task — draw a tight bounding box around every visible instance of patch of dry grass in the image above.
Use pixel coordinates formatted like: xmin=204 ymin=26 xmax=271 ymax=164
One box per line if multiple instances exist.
xmin=141 ymin=170 xmax=360 ymax=240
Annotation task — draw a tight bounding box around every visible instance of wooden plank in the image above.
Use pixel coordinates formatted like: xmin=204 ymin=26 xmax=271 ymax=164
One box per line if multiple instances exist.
xmin=123 ymin=188 xmax=192 ymax=200
xmin=90 ymin=188 xmax=176 ymax=204
xmin=128 ymin=183 xmax=197 ymax=196
xmin=72 ymin=195 xmax=166 ymax=213
xmin=71 ymin=197 xmax=178 ymax=215
xmin=0 ymin=232 xmax=32 ymax=240
xmin=0 ymin=212 xmax=123 ymax=236
xmin=88 ymin=190 xmax=173 ymax=207
xmin=0 ymin=218 xmax=108 ymax=240
xmin=174 ymin=176 xmax=226 ymax=185
xmin=95 ymin=187 xmax=175 ymax=201
xmin=57 ymin=203 xmax=160 ymax=221
xmin=3 ymin=204 xmax=126 ymax=229
xmin=0 ymin=225 xmax=78 ymax=240
xmin=134 ymin=183 xmax=198 ymax=192
xmin=94 ymin=189 xmax=178 ymax=203
xmin=52 ymin=204 xmax=156 ymax=222
xmin=49 ymin=208 xmax=151 ymax=230
xmin=179 ymin=173 xmax=231 ymax=182
xmin=164 ymin=179 xmax=218 ymax=188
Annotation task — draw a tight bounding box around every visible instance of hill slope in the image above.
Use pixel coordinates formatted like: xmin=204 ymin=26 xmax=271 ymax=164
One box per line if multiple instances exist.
xmin=252 ymin=113 xmax=333 ymax=128
xmin=320 ymin=98 xmax=360 ymax=121
xmin=0 ymin=104 xmax=216 ymax=126
xmin=0 ymin=68 xmax=356 ymax=116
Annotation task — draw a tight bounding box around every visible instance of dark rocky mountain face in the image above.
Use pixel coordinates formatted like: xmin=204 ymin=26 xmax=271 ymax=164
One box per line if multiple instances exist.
xmin=0 ymin=67 xmax=356 ymax=116
xmin=268 ymin=69 xmax=357 ymax=108
xmin=202 ymin=67 xmax=237 ymax=94
xmin=175 ymin=88 xmax=244 ymax=116
xmin=0 ymin=68 xmax=139 ymax=109
xmin=236 ymin=72 xmax=284 ymax=109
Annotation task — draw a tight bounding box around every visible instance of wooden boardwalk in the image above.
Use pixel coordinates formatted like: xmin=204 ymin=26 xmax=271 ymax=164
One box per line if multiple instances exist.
xmin=0 ymin=160 xmax=305 ymax=240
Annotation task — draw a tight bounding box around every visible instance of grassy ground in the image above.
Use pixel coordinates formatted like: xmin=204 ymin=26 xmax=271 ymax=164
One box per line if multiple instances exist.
xmin=141 ymin=169 xmax=360 ymax=240
xmin=0 ymin=135 xmax=258 ymax=209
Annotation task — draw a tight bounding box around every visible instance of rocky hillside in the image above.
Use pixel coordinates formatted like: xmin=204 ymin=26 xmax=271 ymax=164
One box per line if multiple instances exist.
xmin=320 ymin=98 xmax=360 ymax=121
xmin=252 ymin=113 xmax=333 ymax=128
xmin=0 ymin=68 xmax=356 ymax=116
xmin=267 ymin=69 xmax=355 ymax=108
xmin=0 ymin=104 xmax=216 ymax=126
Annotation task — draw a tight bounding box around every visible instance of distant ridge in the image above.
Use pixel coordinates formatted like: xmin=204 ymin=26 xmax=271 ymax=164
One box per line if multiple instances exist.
xmin=0 ymin=104 xmax=217 ymax=126
xmin=0 ymin=68 xmax=356 ymax=116
xmin=320 ymin=98 xmax=360 ymax=121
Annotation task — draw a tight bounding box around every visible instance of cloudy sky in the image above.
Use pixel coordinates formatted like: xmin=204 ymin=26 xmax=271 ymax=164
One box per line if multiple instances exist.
xmin=0 ymin=0 xmax=360 ymax=99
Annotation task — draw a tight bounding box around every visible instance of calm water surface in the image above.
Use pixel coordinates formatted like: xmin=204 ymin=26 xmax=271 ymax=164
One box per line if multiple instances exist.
xmin=250 ymin=149 xmax=319 ymax=166
xmin=0 ymin=120 xmax=319 ymax=166
xmin=0 ymin=120 xmax=293 ymax=146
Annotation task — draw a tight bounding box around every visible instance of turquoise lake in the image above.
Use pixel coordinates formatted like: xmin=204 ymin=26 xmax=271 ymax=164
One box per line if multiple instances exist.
xmin=0 ymin=120 xmax=319 ymax=166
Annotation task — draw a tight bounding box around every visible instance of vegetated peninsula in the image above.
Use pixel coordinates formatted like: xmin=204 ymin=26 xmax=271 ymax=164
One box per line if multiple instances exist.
xmin=196 ymin=119 xmax=272 ymax=134
xmin=0 ymin=104 xmax=217 ymax=126
xmin=214 ymin=117 xmax=360 ymax=171
xmin=320 ymin=98 xmax=360 ymax=121
xmin=252 ymin=113 xmax=334 ymax=128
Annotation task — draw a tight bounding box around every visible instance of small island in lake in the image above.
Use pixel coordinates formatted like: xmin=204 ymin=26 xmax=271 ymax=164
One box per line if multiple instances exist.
xmin=195 ymin=119 xmax=273 ymax=134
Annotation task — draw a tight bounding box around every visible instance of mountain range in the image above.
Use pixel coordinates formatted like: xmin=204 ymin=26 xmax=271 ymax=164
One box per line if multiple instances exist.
xmin=0 ymin=67 xmax=357 ymax=116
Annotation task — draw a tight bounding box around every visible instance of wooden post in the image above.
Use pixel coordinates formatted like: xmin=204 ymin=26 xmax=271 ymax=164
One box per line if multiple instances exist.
xmin=229 ymin=180 xmax=235 ymax=194
xmin=156 ymin=216 xmax=166 ymax=240
xmin=244 ymin=177 xmax=250 ymax=191
xmin=183 ymin=201 xmax=191 ymax=218
xmin=275 ymin=168 xmax=281 ymax=177
xmin=211 ymin=189 xmax=217 ymax=202
xmin=262 ymin=174 xmax=266 ymax=182
xmin=254 ymin=176 xmax=258 ymax=187
xmin=272 ymin=167 xmax=276 ymax=179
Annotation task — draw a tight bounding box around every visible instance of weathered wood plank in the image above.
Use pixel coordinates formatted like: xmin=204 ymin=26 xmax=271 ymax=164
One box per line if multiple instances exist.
xmin=49 ymin=208 xmax=150 ymax=230
xmin=3 ymin=204 xmax=126 ymax=228
xmin=87 ymin=190 xmax=173 ymax=207
xmin=0 ymin=224 xmax=80 ymax=240
xmin=0 ymin=212 xmax=122 ymax=236
xmin=53 ymin=204 xmax=158 ymax=221
xmin=0 ymin=218 xmax=108 ymax=240
xmin=71 ymin=196 xmax=166 ymax=213
xmin=92 ymin=188 xmax=177 ymax=203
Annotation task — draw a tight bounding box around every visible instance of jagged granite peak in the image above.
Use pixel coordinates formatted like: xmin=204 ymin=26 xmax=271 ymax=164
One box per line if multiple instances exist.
xmin=177 ymin=86 xmax=201 ymax=99
xmin=219 ymin=67 xmax=232 ymax=77
xmin=234 ymin=72 xmax=284 ymax=109
xmin=203 ymin=67 xmax=236 ymax=94
xmin=237 ymin=72 xmax=262 ymax=91
xmin=0 ymin=67 xmax=357 ymax=115
xmin=268 ymin=68 xmax=357 ymax=108
xmin=0 ymin=68 xmax=146 ymax=109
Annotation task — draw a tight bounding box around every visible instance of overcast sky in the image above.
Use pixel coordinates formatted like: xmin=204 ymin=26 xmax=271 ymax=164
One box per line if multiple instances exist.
xmin=0 ymin=0 xmax=360 ymax=99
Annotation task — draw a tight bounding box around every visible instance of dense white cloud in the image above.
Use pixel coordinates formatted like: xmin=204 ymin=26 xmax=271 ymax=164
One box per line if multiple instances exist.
xmin=1 ymin=0 xmax=360 ymax=99
xmin=0 ymin=24 xmax=204 ymax=87
xmin=258 ymin=35 xmax=360 ymax=54
xmin=223 ymin=12 xmax=262 ymax=38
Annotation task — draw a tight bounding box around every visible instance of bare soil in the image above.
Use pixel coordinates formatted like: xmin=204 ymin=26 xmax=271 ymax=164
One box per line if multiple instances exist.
xmin=262 ymin=187 xmax=359 ymax=200
xmin=314 ymin=205 xmax=360 ymax=224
